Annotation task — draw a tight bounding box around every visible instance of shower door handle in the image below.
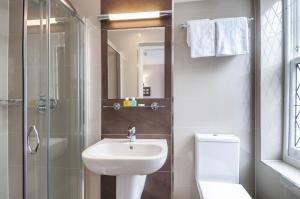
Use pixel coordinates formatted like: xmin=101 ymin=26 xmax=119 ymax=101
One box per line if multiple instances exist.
xmin=27 ymin=125 xmax=40 ymax=154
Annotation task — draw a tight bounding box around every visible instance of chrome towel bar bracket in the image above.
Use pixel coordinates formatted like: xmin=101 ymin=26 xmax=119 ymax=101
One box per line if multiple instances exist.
xmin=0 ymin=99 xmax=23 ymax=105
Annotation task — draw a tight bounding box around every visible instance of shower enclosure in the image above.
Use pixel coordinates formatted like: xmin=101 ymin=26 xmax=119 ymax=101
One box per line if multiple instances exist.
xmin=0 ymin=0 xmax=85 ymax=199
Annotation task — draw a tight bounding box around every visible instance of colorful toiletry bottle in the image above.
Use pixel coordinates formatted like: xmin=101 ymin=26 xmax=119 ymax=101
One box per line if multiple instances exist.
xmin=123 ymin=97 xmax=130 ymax=107
xmin=130 ymin=97 xmax=137 ymax=107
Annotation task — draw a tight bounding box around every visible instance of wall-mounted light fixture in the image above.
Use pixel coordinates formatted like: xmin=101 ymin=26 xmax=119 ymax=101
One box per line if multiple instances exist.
xmin=26 ymin=18 xmax=68 ymax=27
xmin=98 ymin=10 xmax=172 ymax=21
xmin=27 ymin=18 xmax=58 ymax=26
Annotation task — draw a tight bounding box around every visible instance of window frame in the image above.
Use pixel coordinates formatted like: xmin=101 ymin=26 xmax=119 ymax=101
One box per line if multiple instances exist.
xmin=284 ymin=0 xmax=300 ymax=169
xmin=284 ymin=59 xmax=300 ymax=168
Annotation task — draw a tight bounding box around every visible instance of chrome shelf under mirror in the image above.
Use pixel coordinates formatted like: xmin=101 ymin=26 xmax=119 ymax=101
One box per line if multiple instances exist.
xmin=103 ymin=102 xmax=166 ymax=111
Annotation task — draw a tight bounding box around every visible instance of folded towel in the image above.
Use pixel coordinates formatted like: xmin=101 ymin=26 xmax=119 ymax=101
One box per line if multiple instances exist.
xmin=187 ymin=19 xmax=215 ymax=58
xmin=215 ymin=17 xmax=249 ymax=56
xmin=187 ymin=19 xmax=210 ymax=47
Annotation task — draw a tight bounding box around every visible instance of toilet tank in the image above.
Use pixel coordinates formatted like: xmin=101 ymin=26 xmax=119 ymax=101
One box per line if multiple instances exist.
xmin=195 ymin=134 xmax=240 ymax=184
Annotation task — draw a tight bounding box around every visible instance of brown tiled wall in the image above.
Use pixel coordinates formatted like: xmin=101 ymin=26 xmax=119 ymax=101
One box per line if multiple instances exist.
xmin=101 ymin=100 xmax=172 ymax=199
xmin=100 ymin=0 xmax=173 ymax=197
xmin=100 ymin=0 xmax=172 ymax=197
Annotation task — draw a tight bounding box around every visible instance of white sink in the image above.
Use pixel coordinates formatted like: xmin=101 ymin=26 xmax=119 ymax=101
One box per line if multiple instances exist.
xmin=30 ymin=137 xmax=68 ymax=160
xmin=82 ymin=139 xmax=168 ymax=175
xmin=82 ymin=138 xmax=168 ymax=199
xmin=49 ymin=138 xmax=68 ymax=160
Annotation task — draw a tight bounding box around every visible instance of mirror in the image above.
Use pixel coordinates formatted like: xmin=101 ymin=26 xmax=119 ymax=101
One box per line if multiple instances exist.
xmin=107 ymin=27 xmax=165 ymax=99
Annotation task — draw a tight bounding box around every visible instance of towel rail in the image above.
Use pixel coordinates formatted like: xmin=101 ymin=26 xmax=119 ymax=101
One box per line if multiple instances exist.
xmin=0 ymin=99 xmax=23 ymax=105
xmin=179 ymin=17 xmax=255 ymax=29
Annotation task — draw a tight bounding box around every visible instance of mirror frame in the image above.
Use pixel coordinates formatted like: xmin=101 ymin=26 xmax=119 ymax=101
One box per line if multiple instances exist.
xmin=101 ymin=17 xmax=172 ymax=101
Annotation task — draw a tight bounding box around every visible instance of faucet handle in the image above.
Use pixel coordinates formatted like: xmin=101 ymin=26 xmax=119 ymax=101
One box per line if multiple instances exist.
xmin=127 ymin=126 xmax=136 ymax=139
xmin=128 ymin=126 xmax=135 ymax=133
xmin=131 ymin=127 xmax=136 ymax=133
xmin=127 ymin=126 xmax=136 ymax=142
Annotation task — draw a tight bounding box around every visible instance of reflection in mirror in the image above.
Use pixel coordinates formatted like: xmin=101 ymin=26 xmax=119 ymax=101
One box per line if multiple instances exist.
xmin=107 ymin=27 xmax=165 ymax=99
xmin=108 ymin=44 xmax=121 ymax=98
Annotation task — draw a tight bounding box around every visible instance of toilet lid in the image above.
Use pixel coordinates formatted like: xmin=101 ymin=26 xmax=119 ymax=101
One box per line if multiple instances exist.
xmin=198 ymin=181 xmax=252 ymax=199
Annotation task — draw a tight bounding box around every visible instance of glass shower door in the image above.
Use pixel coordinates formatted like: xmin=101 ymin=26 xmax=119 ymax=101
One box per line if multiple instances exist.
xmin=24 ymin=0 xmax=49 ymax=199
xmin=24 ymin=0 xmax=84 ymax=199
xmin=48 ymin=1 xmax=84 ymax=199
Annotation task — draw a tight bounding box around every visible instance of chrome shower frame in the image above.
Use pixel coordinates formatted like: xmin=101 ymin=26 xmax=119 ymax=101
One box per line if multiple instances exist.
xmin=22 ymin=0 xmax=86 ymax=199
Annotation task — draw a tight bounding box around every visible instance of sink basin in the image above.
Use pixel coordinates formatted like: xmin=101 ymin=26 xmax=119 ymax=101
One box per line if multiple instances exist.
xmin=82 ymin=138 xmax=168 ymax=199
xmin=49 ymin=138 xmax=68 ymax=160
xmin=30 ymin=137 xmax=68 ymax=160
xmin=82 ymin=138 xmax=168 ymax=175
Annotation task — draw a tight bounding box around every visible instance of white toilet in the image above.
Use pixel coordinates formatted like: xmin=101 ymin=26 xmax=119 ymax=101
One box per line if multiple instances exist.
xmin=195 ymin=134 xmax=252 ymax=199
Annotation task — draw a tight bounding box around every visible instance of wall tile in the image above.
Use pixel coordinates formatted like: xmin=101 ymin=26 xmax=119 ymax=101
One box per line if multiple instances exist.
xmin=174 ymin=0 xmax=255 ymax=198
xmin=173 ymin=184 xmax=199 ymax=199
xmin=69 ymin=1 xmax=102 ymax=199
xmin=85 ymin=169 xmax=101 ymax=199
xmin=141 ymin=172 xmax=171 ymax=199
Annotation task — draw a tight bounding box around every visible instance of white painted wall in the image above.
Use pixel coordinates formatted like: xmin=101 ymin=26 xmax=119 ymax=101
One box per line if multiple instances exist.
xmin=0 ymin=0 xmax=9 ymax=198
xmin=108 ymin=46 xmax=118 ymax=99
xmin=143 ymin=64 xmax=164 ymax=98
xmin=259 ymin=0 xmax=283 ymax=161
xmin=173 ymin=0 xmax=255 ymax=198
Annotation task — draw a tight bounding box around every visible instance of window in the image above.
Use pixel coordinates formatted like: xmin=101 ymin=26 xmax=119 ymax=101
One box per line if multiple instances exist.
xmin=294 ymin=63 xmax=300 ymax=149
xmin=288 ymin=59 xmax=300 ymax=161
xmin=285 ymin=0 xmax=300 ymax=168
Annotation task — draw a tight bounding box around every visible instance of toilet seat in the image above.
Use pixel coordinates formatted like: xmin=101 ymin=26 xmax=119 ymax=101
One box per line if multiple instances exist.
xmin=197 ymin=181 xmax=252 ymax=199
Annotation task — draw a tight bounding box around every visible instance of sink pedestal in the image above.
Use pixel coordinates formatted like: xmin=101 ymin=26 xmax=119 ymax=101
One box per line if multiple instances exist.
xmin=116 ymin=175 xmax=146 ymax=199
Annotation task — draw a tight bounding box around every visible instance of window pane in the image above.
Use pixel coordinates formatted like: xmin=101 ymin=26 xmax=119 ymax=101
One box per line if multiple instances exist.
xmin=295 ymin=63 xmax=300 ymax=148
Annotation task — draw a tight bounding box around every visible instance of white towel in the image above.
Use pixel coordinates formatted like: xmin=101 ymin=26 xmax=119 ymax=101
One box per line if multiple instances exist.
xmin=187 ymin=19 xmax=215 ymax=58
xmin=215 ymin=17 xmax=249 ymax=56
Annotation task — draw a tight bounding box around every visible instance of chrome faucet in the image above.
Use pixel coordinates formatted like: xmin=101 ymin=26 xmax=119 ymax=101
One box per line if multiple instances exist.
xmin=127 ymin=126 xmax=136 ymax=142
